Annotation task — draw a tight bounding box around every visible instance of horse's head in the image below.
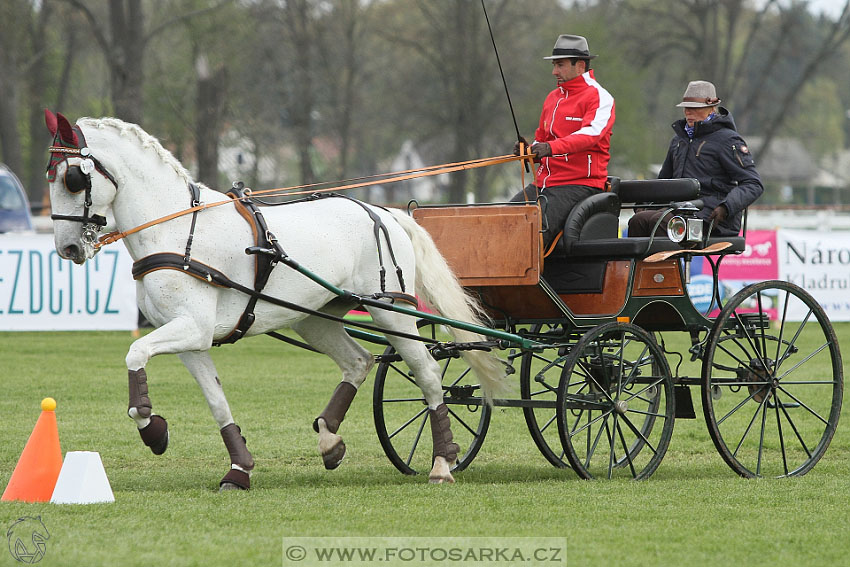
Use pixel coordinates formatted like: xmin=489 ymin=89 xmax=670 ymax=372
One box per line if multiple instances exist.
xmin=45 ymin=109 xmax=118 ymax=264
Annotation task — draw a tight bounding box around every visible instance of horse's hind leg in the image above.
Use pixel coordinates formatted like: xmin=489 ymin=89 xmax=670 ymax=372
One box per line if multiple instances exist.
xmin=292 ymin=316 xmax=374 ymax=470
xmin=177 ymin=351 xmax=254 ymax=490
xmin=367 ymin=310 xmax=458 ymax=484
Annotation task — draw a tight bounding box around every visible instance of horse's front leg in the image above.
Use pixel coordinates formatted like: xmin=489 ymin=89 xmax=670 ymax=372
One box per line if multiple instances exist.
xmin=125 ymin=316 xmax=213 ymax=458
xmin=178 ymin=351 xmax=254 ymax=491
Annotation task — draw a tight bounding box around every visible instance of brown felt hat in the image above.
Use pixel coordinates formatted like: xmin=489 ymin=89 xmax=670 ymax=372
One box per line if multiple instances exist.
xmin=676 ymin=81 xmax=721 ymax=108
xmin=543 ymin=34 xmax=597 ymax=60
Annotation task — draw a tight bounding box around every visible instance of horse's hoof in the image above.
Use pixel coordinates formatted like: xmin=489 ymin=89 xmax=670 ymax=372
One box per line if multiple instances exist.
xmin=139 ymin=415 xmax=169 ymax=455
xmin=428 ymin=473 xmax=456 ymax=484
xmin=220 ymin=468 xmax=250 ymax=491
xmin=322 ymin=440 xmax=346 ymax=470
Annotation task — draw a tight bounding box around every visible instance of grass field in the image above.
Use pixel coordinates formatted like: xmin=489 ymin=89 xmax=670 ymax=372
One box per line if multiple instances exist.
xmin=1 ymin=326 xmax=849 ymax=566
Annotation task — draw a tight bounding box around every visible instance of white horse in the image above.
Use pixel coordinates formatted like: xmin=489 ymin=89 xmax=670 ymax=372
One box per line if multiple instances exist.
xmin=44 ymin=110 xmax=506 ymax=489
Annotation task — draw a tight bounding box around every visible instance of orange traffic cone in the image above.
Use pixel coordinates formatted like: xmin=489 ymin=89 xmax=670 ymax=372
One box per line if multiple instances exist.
xmin=2 ymin=398 xmax=63 ymax=503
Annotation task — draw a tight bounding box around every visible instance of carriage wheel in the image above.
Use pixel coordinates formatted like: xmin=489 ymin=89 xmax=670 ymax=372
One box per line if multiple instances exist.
xmin=373 ymin=321 xmax=492 ymax=476
xmin=557 ymin=322 xmax=675 ymax=479
xmin=520 ymin=323 xmax=572 ymax=468
xmin=701 ymin=281 xmax=843 ymax=478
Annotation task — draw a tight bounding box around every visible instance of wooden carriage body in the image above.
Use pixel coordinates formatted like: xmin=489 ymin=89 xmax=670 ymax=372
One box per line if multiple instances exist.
xmin=413 ymin=201 xmax=695 ymax=331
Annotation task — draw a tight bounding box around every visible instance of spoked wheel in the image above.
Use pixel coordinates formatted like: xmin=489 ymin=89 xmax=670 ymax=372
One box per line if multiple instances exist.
xmin=701 ymin=281 xmax=843 ymax=478
xmin=373 ymin=321 xmax=492 ymax=476
xmin=519 ymin=323 xmax=574 ymax=468
xmin=557 ymin=322 xmax=675 ymax=479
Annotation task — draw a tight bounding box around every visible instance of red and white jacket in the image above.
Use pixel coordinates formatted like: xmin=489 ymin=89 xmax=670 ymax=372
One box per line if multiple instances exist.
xmin=533 ymin=70 xmax=615 ymax=189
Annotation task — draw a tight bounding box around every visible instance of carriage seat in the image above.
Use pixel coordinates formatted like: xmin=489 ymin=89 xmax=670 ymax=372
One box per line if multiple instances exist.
xmin=618 ymin=177 xmax=746 ymax=255
xmin=552 ymin=177 xmax=746 ymax=260
xmin=553 ymin=179 xmax=691 ymax=259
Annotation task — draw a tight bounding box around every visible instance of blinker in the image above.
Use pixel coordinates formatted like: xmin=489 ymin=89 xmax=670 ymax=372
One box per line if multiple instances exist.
xmin=64 ymin=165 xmax=91 ymax=194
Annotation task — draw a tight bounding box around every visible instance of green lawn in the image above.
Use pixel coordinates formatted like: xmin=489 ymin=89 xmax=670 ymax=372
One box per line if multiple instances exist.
xmin=1 ymin=327 xmax=849 ymax=566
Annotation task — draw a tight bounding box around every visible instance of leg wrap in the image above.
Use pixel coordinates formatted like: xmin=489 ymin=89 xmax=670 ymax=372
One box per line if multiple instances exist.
xmin=128 ymin=368 xmax=152 ymax=419
xmin=312 ymin=382 xmax=357 ymax=434
xmin=220 ymin=468 xmax=250 ymax=490
xmin=429 ymin=403 xmax=459 ymax=463
xmin=221 ymin=423 xmax=254 ymax=471
xmin=139 ymin=415 xmax=169 ymax=455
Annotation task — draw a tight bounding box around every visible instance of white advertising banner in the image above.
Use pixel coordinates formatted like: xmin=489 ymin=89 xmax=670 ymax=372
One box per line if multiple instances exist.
xmin=0 ymin=233 xmax=137 ymax=330
xmin=778 ymin=229 xmax=850 ymax=321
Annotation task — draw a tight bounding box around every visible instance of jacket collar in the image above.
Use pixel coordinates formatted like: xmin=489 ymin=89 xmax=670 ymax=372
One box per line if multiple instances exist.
xmin=672 ymin=106 xmax=736 ymax=138
xmin=557 ymin=69 xmax=594 ymax=93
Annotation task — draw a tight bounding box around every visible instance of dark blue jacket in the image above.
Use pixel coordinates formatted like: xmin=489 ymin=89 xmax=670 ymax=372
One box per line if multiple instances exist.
xmin=659 ymin=107 xmax=763 ymax=236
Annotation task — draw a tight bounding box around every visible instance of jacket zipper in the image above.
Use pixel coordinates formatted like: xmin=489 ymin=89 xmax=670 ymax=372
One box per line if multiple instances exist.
xmin=587 ymin=154 xmax=592 ymax=177
xmin=732 ymin=144 xmax=744 ymax=167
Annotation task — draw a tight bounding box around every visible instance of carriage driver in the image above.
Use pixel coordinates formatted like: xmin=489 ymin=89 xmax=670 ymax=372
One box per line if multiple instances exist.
xmin=511 ymin=34 xmax=616 ymax=251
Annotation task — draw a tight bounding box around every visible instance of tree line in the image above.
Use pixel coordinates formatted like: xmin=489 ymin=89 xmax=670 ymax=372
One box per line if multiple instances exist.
xmin=1 ymin=0 xmax=849 ymax=206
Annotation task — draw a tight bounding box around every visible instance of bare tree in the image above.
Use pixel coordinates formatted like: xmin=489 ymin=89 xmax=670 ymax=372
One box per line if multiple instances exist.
xmin=623 ymin=0 xmax=850 ymax=156
xmin=379 ymin=0 xmax=520 ymax=203
xmin=195 ymin=54 xmax=228 ymax=187
xmin=62 ymin=0 xmax=231 ymax=125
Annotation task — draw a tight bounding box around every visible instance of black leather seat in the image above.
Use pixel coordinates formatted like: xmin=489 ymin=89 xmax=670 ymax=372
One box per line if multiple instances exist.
xmin=551 ymin=177 xmax=745 ymax=260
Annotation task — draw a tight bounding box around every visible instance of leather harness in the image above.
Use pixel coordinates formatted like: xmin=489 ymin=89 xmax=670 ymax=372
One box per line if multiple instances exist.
xmin=131 ymin=186 xmax=418 ymax=345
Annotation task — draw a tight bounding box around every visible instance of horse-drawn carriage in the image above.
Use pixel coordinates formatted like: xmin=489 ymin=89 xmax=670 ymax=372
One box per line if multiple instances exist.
xmin=44 ymin=112 xmax=842 ymax=487
xmin=373 ymin=177 xmax=843 ymax=480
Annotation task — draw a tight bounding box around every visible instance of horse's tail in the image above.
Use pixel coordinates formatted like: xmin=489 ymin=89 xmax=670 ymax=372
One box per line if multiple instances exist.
xmin=388 ymin=209 xmax=510 ymax=401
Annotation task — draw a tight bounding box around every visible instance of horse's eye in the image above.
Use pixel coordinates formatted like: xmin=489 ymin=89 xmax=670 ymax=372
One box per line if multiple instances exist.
xmin=64 ymin=165 xmax=90 ymax=194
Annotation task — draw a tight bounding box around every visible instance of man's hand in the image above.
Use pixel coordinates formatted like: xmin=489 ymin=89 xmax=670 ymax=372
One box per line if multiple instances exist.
xmin=709 ymin=204 xmax=728 ymax=224
xmin=513 ymin=136 xmax=529 ymax=156
xmin=531 ymin=142 xmax=552 ymax=158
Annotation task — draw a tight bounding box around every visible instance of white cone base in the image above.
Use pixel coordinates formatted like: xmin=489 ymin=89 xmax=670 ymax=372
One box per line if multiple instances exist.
xmin=50 ymin=451 xmax=115 ymax=504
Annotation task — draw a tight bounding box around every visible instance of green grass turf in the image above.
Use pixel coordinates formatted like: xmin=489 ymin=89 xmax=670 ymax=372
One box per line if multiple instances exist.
xmin=1 ymin=327 xmax=849 ymax=566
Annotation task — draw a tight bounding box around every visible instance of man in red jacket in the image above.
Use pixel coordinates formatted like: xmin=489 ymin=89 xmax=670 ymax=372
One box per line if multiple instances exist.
xmin=511 ymin=34 xmax=616 ymax=250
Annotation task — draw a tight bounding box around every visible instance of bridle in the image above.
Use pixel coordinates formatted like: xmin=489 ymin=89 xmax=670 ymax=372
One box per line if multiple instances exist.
xmin=46 ymin=126 xmax=118 ymax=245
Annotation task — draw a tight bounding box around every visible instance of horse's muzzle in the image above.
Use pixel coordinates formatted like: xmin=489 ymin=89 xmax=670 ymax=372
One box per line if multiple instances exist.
xmin=60 ymin=243 xmax=87 ymax=265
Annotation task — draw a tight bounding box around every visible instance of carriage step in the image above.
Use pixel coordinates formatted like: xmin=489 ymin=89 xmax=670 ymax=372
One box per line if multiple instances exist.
xmin=674 ymin=385 xmax=696 ymax=419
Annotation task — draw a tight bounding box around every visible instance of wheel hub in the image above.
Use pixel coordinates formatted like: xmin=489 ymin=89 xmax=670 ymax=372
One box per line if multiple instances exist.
xmin=744 ymin=358 xmax=775 ymax=403
xmin=614 ymin=400 xmax=628 ymax=414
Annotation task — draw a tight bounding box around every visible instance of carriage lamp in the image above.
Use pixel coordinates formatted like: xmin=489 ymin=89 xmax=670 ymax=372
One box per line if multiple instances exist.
xmin=667 ymin=216 xmax=687 ymax=242
xmin=687 ymin=218 xmax=703 ymax=242
xmin=666 ymin=216 xmax=703 ymax=244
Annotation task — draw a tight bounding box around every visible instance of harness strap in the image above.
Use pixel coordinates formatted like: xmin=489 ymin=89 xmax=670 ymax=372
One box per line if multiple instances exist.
xmin=182 ymin=182 xmax=202 ymax=267
xmin=132 ymin=252 xmax=230 ymax=286
xmin=215 ymin=183 xmax=285 ymax=345
xmin=311 ymin=193 xmax=407 ymax=293
xmin=370 ymin=291 xmax=419 ymax=308
xmin=96 ymin=154 xmax=526 ymax=249
xmin=130 ymin=252 xmax=440 ymax=346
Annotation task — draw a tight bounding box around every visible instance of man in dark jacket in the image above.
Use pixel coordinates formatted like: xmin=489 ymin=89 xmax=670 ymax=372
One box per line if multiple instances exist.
xmin=628 ymin=80 xmax=763 ymax=237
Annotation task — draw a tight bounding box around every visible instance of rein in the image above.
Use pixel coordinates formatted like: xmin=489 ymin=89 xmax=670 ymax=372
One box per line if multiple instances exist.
xmin=96 ymin=152 xmax=533 ymax=249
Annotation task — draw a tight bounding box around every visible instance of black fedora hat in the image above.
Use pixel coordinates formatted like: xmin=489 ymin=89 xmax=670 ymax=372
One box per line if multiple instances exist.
xmin=543 ymin=34 xmax=597 ymax=60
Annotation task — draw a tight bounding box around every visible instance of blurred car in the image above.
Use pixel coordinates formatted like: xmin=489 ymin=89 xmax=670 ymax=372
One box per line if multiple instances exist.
xmin=0 ymin=164 xmax=34 ymax=232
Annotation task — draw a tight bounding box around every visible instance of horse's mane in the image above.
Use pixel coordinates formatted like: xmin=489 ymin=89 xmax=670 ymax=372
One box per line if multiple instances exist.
xmin=78 ymin=117 xmax=195 ymax=186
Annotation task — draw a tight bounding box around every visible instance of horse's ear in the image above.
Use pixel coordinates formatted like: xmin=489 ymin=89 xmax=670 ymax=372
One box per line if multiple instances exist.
xmin=56 ymin=112 xmax=79 ymax=146
xmin=45 ymin=109 xmax=58 ymax=136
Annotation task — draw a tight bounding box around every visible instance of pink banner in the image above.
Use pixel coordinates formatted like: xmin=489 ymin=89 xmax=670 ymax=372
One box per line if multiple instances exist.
xmin=699 ymin=230 xmax=777 ymax=280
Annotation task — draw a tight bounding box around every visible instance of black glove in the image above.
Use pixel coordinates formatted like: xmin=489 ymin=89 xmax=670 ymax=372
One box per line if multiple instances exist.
xmin=513 ymin=136 xmax=529 ymax=156
xmin=708 ymin=204 xmax=728 ymax=224
xmin=531 ymin=142 xmax=552 ymax=158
